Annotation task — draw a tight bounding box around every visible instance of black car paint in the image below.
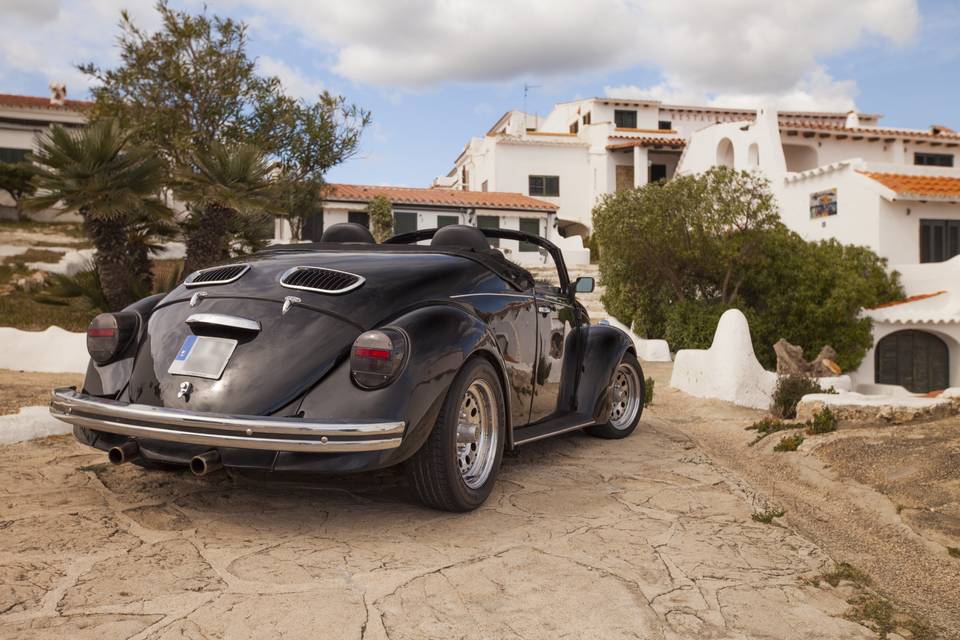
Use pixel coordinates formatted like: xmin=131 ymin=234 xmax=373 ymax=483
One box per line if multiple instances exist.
xmin=75 ymin=231 xmax=635 ymax=472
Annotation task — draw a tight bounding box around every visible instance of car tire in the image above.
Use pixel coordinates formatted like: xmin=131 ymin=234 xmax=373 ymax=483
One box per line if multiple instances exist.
xmin=587 ymin=351 xmax=645 ymax=439
xmin=406 ymin=358 xmax=506 ymax=512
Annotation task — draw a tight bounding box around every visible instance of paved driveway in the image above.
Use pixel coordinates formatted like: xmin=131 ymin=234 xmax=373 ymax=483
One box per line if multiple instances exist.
xmin=0 ymin=400 xmax=874 ymax=639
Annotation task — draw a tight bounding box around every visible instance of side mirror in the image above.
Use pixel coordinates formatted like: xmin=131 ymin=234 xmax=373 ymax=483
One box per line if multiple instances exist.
xmin=573 ymin=276 xmax=595 ymax=294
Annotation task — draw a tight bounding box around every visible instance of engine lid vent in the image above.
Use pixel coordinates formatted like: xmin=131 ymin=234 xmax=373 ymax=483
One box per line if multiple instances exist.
xmin=185 ymin=264 xmax=250 ymax=287
xmin=280 ymin=266 xmax=364 ymax=294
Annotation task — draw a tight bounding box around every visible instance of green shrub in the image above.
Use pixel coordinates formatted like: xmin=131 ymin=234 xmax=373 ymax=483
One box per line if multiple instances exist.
xmin=774 ymin=434 xmax=804 ymax=452
xmin=33 ymin=268 xmax=108 ymax=313
xmin=644 ymin=376 xmax=654 ymax=406
xmin=591 ymin=167 xmax=903 ymax=371
xmin=806 ymin=407 xmax=838 ymax=435
xmin=771 ymin=375 xmax=824 ymax=419
xmin=663 ymin=299 xmax=727 ymax=352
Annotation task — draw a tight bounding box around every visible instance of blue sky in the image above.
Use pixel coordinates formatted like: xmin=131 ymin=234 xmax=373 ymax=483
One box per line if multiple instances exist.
xmin=2 ymin=0 xmax=957 ymax=187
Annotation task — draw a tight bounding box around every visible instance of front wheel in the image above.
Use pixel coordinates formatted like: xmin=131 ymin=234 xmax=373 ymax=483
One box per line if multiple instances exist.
xmin=406 ymin=358 xmax=505 ymax=511
xmin=587 ymin=352 xmax=645 ymax=439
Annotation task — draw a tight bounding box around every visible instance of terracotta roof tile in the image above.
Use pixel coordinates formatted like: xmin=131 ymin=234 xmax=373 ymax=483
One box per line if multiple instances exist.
xmin=606 ymin=138 xmax=686 ymax=151
xmin=869 ymin=291 xmax=946 ymax=309
xmin=859 ymin=172 xmax=960 ymax=199
xmin=0 ymin=93 xmax=92 ymax=111
xmin=781 ymin=120 xmax=960 ymax=141
xmin=322 ymin=183 xmax=557 ymax=212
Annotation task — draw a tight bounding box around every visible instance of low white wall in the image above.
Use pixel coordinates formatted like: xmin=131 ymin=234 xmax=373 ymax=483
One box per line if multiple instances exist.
xmin=670 ymin=309 xmax=777 ymax=409
xmin=0 ymin=406 xmax=72 ymax=445
xmin=598 ymin=317 xmax=671 ymax=362
xmin=0 ymin=327 xmax=88 ymax=373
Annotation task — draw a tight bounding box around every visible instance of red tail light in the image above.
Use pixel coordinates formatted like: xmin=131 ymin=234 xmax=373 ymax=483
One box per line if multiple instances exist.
xmin=350 ymin=329 xmax=407 ymax=389
xmin=86 ymin=312 xmax=140 ymax=365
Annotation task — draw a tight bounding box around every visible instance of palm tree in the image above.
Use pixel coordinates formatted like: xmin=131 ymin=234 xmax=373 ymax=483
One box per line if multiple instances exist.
xmin=175 ymin=143 xmax=275 ymax=274
xmin=27 ymin=120 xmax=170 ymax=309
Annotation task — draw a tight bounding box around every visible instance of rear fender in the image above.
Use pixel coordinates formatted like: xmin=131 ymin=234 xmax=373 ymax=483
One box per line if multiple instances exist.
xmin=576 ymin=324 xmax=635 ymax=423
xmin=83 ymin=293 xmax=166 ymax=398
xmin=296 ymin=304 xmax=511 ymax=466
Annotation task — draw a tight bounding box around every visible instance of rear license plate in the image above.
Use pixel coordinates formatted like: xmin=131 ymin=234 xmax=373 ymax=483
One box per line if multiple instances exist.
xmin=168 ymin=335 xmax=238 ymax=380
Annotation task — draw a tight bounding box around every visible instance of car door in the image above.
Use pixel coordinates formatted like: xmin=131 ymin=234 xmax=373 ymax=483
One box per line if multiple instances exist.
xmin=528 ymin=278 xmax=579 ymax=423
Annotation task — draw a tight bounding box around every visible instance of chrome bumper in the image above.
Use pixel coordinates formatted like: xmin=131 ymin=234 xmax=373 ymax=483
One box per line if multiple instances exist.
xmin=50 ymin=388 xmax=404 ymax=453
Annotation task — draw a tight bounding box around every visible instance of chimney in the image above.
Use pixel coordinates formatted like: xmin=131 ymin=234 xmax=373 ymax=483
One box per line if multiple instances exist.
xmin=49 ymin=82 xmax=67 ymax=106
xmin=844 ymin=110 xmax=860 ymax=129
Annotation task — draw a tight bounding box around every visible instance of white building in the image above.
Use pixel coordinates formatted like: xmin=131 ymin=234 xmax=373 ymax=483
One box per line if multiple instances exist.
xmin=448 ymin=96 xmax=960 ymax=391
xmin=0 ymin=88 xmax=89 ymax=220
xmin=442 ymin=98 xmax=883 ymax=239
xmin=273 ymin=183 xmax=580 ymax=267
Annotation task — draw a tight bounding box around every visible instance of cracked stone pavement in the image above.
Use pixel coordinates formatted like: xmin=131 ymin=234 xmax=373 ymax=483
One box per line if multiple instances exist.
xmin=0 ymin=396 xmax=880 ymax=639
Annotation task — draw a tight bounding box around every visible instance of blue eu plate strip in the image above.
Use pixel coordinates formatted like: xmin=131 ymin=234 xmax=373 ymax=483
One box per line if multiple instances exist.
xmin=176 ymin=335 xmax=197 ymax=361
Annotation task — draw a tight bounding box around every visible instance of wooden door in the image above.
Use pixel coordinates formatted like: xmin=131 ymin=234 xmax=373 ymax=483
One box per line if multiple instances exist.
xmin=875 ymin=330 xmax=949 ymax=392
xmin=615 ymin=165 xmax=634 ymax=192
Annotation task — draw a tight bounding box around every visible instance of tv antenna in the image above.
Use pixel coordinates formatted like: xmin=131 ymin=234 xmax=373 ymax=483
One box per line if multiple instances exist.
xmin=523 ymin=82 xmax=541 ymax=130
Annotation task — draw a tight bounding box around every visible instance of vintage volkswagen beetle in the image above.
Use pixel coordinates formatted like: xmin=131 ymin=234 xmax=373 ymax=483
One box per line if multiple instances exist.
xmin=50 ymin=224 xmax=644 ymax=511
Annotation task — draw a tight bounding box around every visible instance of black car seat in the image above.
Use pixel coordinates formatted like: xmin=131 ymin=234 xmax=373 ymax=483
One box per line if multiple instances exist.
xmin=320 ymin=222 xmax=376 ymax=244
xmin=430 ymin=225 xmax=489 ymax=252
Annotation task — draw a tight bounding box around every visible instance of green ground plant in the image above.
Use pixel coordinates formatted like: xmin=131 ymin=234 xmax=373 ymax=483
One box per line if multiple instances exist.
xmin=771 ymin=375 xmax=832 ymax=419
xmin=773 ymin=434 xmax=804 ymax=452
xmin=644 ymin=376 xmax=655 ymax=406
xmin=751 ymin=507 xmax=785 ymax=523
xmin=805 ymin=407 xmax=838 ymax=435
xmin=745 ymin=417 xmax=792 ymax=445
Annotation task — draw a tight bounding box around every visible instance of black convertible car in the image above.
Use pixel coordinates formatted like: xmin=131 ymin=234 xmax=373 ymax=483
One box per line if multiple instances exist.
xmin=50 ymin=224 xmax=644 ymax=511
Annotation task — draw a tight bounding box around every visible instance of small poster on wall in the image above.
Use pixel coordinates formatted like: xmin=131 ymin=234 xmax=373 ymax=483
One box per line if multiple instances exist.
xmin=810 ymin=188 xmax=838 ymax=218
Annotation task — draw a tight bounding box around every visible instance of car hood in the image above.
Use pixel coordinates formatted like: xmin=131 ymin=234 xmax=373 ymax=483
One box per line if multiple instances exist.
xmin=127 ymin=250 xmax=493 ymax=415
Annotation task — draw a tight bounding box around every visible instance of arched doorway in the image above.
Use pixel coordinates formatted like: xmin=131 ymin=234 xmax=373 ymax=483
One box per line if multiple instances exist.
xmin=875 ymin=330 xmax=949 ymax=393
xmin=716 ymin=138 xmax=735 ymax=168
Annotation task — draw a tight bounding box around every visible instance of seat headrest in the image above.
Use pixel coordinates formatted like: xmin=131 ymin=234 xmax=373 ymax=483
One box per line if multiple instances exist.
xmin=320 ymin=222 xmax=375 ymax=244
xmin=430 ymin=225 xmax=489 ymax=252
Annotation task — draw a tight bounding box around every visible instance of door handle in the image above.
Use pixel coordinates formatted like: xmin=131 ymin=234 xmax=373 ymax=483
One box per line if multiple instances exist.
xmin=538 ymin=305 xmax=554 ymax=316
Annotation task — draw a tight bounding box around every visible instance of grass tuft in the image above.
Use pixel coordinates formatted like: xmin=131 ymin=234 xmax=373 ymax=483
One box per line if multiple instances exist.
xmin=805 ymin=406 xmax=838 ymax=435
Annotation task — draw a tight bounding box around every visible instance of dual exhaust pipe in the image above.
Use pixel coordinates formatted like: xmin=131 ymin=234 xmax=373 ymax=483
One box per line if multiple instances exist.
xmin=107 ymin=442 xmax=222 ymax=477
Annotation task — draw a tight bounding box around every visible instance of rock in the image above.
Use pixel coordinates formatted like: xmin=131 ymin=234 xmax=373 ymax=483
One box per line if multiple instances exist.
xmin=775 ymin=340 xmax=842 ymax=377
xmin=774 ymin=339 xmax=811 ymax=375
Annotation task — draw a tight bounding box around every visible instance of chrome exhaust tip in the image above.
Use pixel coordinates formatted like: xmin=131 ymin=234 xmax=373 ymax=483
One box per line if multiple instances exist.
xmin=190 ymin=451 xmax=222 ymax=477
xmin=108 ymin=441 xmax=139 ymax=465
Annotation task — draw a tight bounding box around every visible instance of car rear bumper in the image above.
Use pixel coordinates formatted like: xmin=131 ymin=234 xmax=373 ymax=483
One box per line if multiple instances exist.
xmin=50 ymin=387 xmax=405 ymax=453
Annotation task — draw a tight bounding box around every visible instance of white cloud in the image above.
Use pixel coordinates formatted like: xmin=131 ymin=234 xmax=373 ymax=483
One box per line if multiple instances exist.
xmin=0 ymin=0 xmax=162 ymax=96
xmin=239 ymin=0 xmax=918 ymax=110
xmin=0 ymin=0 xmax=921 ymax=113
xmin=257 ymin=56 xmax=324 ymax=100
xmin=606 ymin=67 xmax=860 ymax=112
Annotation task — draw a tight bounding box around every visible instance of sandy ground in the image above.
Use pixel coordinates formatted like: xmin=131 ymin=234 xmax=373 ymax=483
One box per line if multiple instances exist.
xmin=1 ymin=387 xmax=895 ymax=638
xmin=0 ymin=370 xmax=81 ymax=415
xmin=642 ymin=362 xmax=960 ymax=638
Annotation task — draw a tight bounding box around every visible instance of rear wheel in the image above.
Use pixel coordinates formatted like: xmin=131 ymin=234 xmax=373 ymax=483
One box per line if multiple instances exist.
xmin=406 ymin=358 xmax=505 ymax=511
xmin=587 ymin=352 xmax=645 ymax=439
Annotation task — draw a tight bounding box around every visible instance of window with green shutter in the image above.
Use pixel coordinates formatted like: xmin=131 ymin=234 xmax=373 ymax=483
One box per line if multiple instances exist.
xmin=477 ymin=215 xmax=500 ymax=247
xmin=519 ymin=218 xmax=540 ymax=252
xmin=393 ymin=211 xmax=418 ymax=235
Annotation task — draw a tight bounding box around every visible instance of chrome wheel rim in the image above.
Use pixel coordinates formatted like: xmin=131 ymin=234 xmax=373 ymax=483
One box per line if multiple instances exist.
xmin=608 ymin=362 xmax=641 ymax=430
xmin=456 ymin=379 xmax=498 ymax=489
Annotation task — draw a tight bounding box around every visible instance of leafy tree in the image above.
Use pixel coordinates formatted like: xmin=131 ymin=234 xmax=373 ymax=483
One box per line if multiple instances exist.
xmin=82 ymin=2 xmax=371 ymax=253
xmin=26 ymin=120 xmax=170 ymax=309
xmin=593 ymin=167 xmax=902 ymax=370
xmin=367 ymin=195 xmax=393 ymax=242
xmin=174 ymin=142 xmax=274 ymax=274
xmin=0 ymin=162 xmax=37 ymax=221
xmin=80 ymin=1 xmax=282 ymax=172
xmin=274 ymin=95 xmax=371 ymax=241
